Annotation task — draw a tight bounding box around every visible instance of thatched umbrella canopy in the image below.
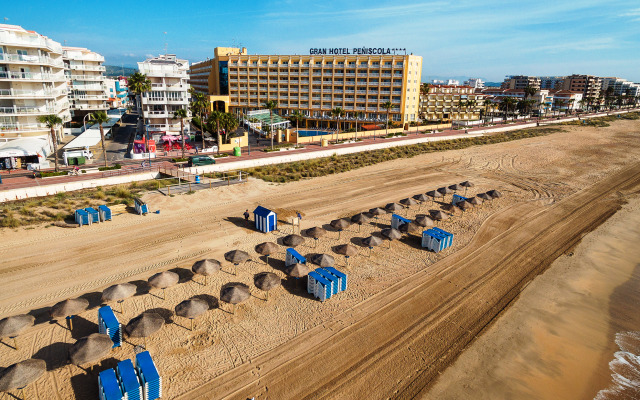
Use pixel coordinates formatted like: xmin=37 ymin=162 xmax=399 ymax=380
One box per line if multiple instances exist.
xmin=368 ymin=207 xmax=387 ymax=216
xmin=254 ymin=272 xmax=281 ymax=301
xmin=175 ymin=298 xmax=208 ymax=330
xmin=283 ymin=234 xmax=305 ymax=247
xmin=477 ymin=192 xmax=492 ymax=201
xmin=362 ymin=235 xmax=383 ymax=256
xmin=414 ymin=194 xmax=429 ymax=208
xmin=381 ymin=228 xmax=402 ymax=248
xmin=191 ymin=259 xmax=221 ymax=285
xmin=220 ymin=283 xmax=250 ymax=314
xmin=351 ymin=213 xmax=371 ymax=232
xmin=334 ymin=244 xmax=358 ymax=257
xmin=69 ymin=333 xmax=113 ymax=366
xmin=443 ymin=203 xmax=461 ymax=215
xmin=414 ymin=215 xmax=434 ymax=227
xmin=0 ymin=359 xmax=45 ymax=393
xmin=0 ymin=314 xmax=34 ymax=351
xmin=51 ymin=298 xmax=89 ymax=330
xmin=385 ymin=202 xmax=403 ymax=213
xmin=399 ymin=198 xmax=418 ymax=208
xmin=306 ymin=226 xmax=327 ymax=248
xmin=431 ymin=210 xmax=449 ymax=221
xmin=426 ymin=190 xmax=443 ymax=203
xmin=126 ymin=313 xmax=165 ymax=348
xmin=437 ymin=187 xmax=453 ymax=198
xmin=448 ymin=183 xmax=464 ymax=192
xmin=102 ymin=283 xmax=136 ymax=313
xmin=330 ymin=219 xmax=351 ymax=239
xmin=458 ymin=200 xmax=472 ymax=212
xmin=286 ymin=263 xmax=310 ymax=278
xmin=487 ymin=189 xmax=502 ymax=198
xmin=255 ymin=242 xmax=279 ymax=265
xmin=467 ymin=197 xmax=482 ymax=206
xmin=399 ymin=222 xmax=422 ymax=234
xmin=224 ymin=250 xmax=250 ymax=276
xmin=460 ymin=180 xmax=474 ymax=195
xmin=148 ymin=271 xmax=179 ymax=300
xmin=311 ymin=253 xmax=335 ymax=268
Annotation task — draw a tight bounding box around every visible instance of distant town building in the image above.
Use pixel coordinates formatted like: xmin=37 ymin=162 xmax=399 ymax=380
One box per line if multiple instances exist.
xmin=559 ymin=74 xmax=602 ymax=100
xmin=137 ymin=54 xmax=190 ymax=136
xmin=550 ymin=90 xmax=583 ymax=112
xmin=500 ymin=75 xmax=541 ymax=90
xmin=189 ymin=47 xmax=423 ymax=127
xmin=464 ymin=78 xmax=484 ymax=89
xmin=63 ymin=46 xmax=108 ymax=117
xmin=105 ymin=77 xmax=129 ymax=109
xmin=539 ymin=76 xmax=564 ymax=90
xmin=601 ymin=77 xmax=640 ymax=97
xmin=420 ymin=85 xmax=486 ymax=122
xmin=432 ymin=79 xmax=459 ymax=86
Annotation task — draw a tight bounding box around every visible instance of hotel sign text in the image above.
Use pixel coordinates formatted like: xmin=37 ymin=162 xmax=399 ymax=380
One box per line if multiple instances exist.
xmin=309 ymin=47 xmax=406 ymax=55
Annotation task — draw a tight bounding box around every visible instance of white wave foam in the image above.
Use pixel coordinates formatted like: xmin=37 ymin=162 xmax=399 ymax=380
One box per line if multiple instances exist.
xmin=595 ymin=331 xmax=640 ymax=400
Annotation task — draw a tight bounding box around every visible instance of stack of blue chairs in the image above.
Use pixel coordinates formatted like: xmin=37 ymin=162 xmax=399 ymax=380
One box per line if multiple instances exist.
xmin=98 ymin=368 xmax=124 ymax=400
xmin=285 ymin=248 xmax=306 ymax=267
xmin=391 ymin=213 xmax=411 ymax=230
xmin=135 ymin=351 xmax=162 ymax=400
xmin=98 ymin=205 xmax=112 ymax=222
xmin=307 ymin=267 xmax=348 ymax=301
xmin=85 ymin=207 xmax=100 ymax=223
xmin=421 ymin=227 xmax=454 ymax=253
xmin=98 ymin=306 xmax=122 ymax=348
xmin=74 ymin=209 xmax=91 ymax=226
xmin=116 ymin=359 xmax=142 ymax=400
xmin=323 ymin=267 xmax=348 ymax=291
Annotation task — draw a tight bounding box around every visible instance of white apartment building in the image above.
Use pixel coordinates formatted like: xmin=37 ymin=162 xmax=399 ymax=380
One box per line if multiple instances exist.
xmin=137 ymin=54 xmax=190 ymax=135
xmin=601 ymin=77 xmax=640 ymax=97
xmin=105 ymin=77 xmax=129 ymax=109
xmin=0 ymin=24 xmax=70 ymax=143
xmin=464 ymin=78 xmax=484 ymax=89
xmin=63 ymin=46 xmax=107 ymax=116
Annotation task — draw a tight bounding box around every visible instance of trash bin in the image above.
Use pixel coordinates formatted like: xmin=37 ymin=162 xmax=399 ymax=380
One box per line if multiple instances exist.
xmin=233 ymin=146 xmax=241 ymax=156
xmin=321 ymin=138 xmax=329 ymax=147
xmin=76 ymin=156 xmax=86 ymax=165
xmin=195 ymin=175 xmax=201 ymax=183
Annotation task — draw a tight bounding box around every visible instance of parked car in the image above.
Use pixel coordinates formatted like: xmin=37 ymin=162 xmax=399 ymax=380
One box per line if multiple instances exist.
xmin=188 ymin=155 xmax=216 ymax=166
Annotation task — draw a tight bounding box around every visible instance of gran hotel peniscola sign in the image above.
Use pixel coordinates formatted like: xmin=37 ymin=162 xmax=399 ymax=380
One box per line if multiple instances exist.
xmin=309 ymin=47 xmax=407 ymax=55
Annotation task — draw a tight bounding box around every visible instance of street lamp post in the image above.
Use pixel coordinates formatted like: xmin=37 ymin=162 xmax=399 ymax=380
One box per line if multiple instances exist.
xmin=82 ymin=113 xmax=91 ymax=132
xmin=145 ymin=123 xmax=151 ymax=169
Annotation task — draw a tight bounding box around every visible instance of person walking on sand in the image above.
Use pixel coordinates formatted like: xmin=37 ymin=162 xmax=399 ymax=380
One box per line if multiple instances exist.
xmin=297 ymin=211 xmax=302 ymax=221
xmin=244 ymin=209 xmax=250 ymax=223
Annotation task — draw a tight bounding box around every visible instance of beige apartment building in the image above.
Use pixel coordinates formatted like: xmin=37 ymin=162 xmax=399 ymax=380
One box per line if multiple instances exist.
xmin=501 ymin=75 xmax=541 ymax=90
xmin=189 ymin=47 xmax=423 ymax=128
xmin=419 ymin=85 xmax=485 ymax=122
xmin=560 ymin=74 xmax=602 ymax=99
xmin=63 ymin=46 xmax=108 ymax=117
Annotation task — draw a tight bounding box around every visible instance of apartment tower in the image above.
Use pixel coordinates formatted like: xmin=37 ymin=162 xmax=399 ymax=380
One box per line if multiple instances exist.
xmin=63 ymin=46 xmax=108 ymax=117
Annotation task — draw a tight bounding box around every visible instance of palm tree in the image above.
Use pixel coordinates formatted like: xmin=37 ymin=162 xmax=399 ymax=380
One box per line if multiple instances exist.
xmin=37 ymin=114 xmax=62 ymax=172
xmin=189 ymin=88 xmax=208 ymax=150
xmin=264 ymin=100 xmax=277 ymax=150
xmin=220 ymin=112 xmax=239 ymax=145
xmin=172 ymin=108 xmax=188 ymax=159
xmin=554 ymin=99 xmax=566 ymax=116
xmin=354 ymin=111 xmax=363 ymax=141
xmin=89 ymin=111 xmax=110 ymax=168
xmin=500 ymin=97 xmax=517 ymax=121
xmin=128 ymin=72 xmax=151 ymax=152
xmin=382 ymin=101 xmax=393 ymax=137
xmin=207 ymin=110 xmax=223 ymax=154
xmin=331 ymin=107 xmax=345 ymax=142
xmin=288 ymin=110 xmax=305 ymax=146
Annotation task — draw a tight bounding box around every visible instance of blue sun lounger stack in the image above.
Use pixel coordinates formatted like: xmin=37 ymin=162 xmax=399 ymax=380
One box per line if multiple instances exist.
xmin=285 ymin=248 xmax=306 ymax=267
xmin=116 ymin=359 xmax=142 ymax=400
xmin=307 ymin=267 xmax=348 ymax=301
xmin=98 ymin=368 xmax=124 ymax=400
xmin=391 ymin=213 xmax=411 ymax=230
xmin=98 ymin=306 xmax=122 ymax=348
xmin=421 ymin=227 xmax=454 ymax=253
xmin=74 ymin=209 xmax=91 ymax=226
xmin=85 ymin=207 xmax=100 ymax=223
xmin=135 ymin=351 xmax=162 ymax=400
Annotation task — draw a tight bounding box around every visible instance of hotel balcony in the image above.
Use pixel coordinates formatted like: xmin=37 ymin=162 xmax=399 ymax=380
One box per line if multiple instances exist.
xmin=0 ymin=88 xmax=62 ymax=98
xmin=69 ymin=74 xmax=104 ymax=81
xmin=74 ymin=94 xmax=108 ymax=100
xmin=0 ymin=123 xmax=49 ymax=134
xmin=69 ymin=64 xmax=106 ymax=72
xmin=0 ymin=71 xmax=57 ymax=81
xmin=0 ymin=53 xmax=64 ymax=67
xmin=0 ymin=105 xmax=56 ymax=115
xmin=63 ymin=52 xmax=105 ymax=62
xmin=143 ymin=110 xmax=171 ymax=118
xmin=0 ymin=31 xmax=62 ymax=53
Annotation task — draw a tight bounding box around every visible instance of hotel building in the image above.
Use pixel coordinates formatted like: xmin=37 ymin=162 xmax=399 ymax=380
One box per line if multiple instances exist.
xmin=0 ymin=24 xmax=70 ymax=142
xmin=419 ymin=85 xmax=486 ymax=122
xmin=63 ymin=46 xmax=108 ymax=117
xmin=105 ymin=77 xmax=129 ymax=109
xmin=189 ymin=47 xmax=423 ymax=128
xmin=137 ymin=54 xmax=190 ymax=134
xmin=501 ymin=75 xmax=541 ymax=90
xmin=559 ymin=74 xmax=602 ymax=99
xmin=601 ymin=77 xmax=640 ymax=97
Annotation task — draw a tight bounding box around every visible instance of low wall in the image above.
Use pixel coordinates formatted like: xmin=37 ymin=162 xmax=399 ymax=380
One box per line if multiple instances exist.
xmin=219 ymin=132 xmax=248 ymax=152
xmin=291 ymin=124 xmax=451 ymax=144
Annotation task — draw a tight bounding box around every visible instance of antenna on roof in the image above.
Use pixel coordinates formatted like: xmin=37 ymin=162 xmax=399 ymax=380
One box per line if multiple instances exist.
xmin=163 ymin=32 xmax=168 ymax=55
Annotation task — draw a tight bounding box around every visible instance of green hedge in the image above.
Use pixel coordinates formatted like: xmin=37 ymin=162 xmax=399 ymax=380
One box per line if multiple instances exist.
xmin=98 ymin=164 xmax=122 ymax=171
xmin=40 ymin=171 xmax=68 ymax=178
xmin=172 ymin=157 xmax=189 ymax=163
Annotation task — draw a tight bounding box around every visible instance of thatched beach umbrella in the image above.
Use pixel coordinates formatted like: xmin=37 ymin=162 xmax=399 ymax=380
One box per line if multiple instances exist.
xmin=311 ymin=253 xmax=335 ymax=268
xmin=254 ymin=272 xmax=281 ymax=301
xmin=0 ymin=359 xmax=45 ymax=398
xmin=467 ymin=197 xmax=482 ymax=206
xmin=457 ymin=200 xmax=472 ymax=212
xmin=224 ymin=250 xmax=250 ymax=276
xmin=460 ymin=180 xmax=474 ymax=195
xmin=431 ymin=210 xmax=449 ymax=221
xmin=306 ymin=226 xmax=327 ymax=247
xmin=362 ymin=235 xmax=383 ymax=257
xmin=148 ymin=271 xmax=179 ymax=300
xmin=369 ymin=207 xmax=387 ymax=224
xmin=0 ymin=315 xmax=34 ymax=351
xmin=437 ymin=187 xmax=453 ymax=200
xmin=286 ymin=263 xmax=310 ymax=278
xmin=381 ymin=228 xmax=402 ymax=248
xmin=351 ymin=213 xmax=371 ymax=232
xmin=51 ymin=298 xmax=89 ymax=330
xmin=102 ymin=283 xmax=136 ymax=314
xmin=175 ymin=298 xmax=208 ymax=331
xmin=385 ymin=202 xmax=403 ymax=214
xmin=414 ymin=193 xmax=429 ymax=209
xmin=330 ymin=219 xmax=351 ymax=239
xmin=126 ymin=312 xmax=165 ymax=348
xmin=399 ymin=221 xmax=422 ymax=234
xmin=334 ymin=244 xmax=358 ymax=266
xmin=487 ymin=189 xmax=502 ymax=199
xmin=255 ymin=242 xmax=279 ymax=265
xmin=69 ymin=333 xmax=113 ymax=367
xmin=477 ymin=192 xmax=492 ymax=202
xmin=220 ymin=283 xmax=250 ymax=315
xmin=283 ymin=234 xmax=305 ymax=247
xmin=191 ymin=259 xmax=221 ymax=285
xmin=400 ymin=198 xmax=418 ymax=208
xmin=448 ymin=183 xmax=464 ymax=193
xmin=426 ymin=190 xmax=443 ymax=204
xmin=415 ymin=215 xmax=434 ymax=227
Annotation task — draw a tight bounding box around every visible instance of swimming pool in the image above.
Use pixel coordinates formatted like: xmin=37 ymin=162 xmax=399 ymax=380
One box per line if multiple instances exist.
xmin=297 ymin=130 xmax=332 ymax=137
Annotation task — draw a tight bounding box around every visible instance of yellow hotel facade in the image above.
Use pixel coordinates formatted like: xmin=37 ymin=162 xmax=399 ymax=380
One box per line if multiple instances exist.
xmin=188 ymin=47 xmax=422 ymax=128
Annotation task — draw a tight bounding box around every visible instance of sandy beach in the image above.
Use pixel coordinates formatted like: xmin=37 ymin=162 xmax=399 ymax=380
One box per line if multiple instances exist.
xmin=0 ymin=119 xmax=639 ymax=399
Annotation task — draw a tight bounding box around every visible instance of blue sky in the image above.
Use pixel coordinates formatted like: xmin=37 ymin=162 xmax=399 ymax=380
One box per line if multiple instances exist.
xmin=4 ymin=0 xmax=640 ymax=82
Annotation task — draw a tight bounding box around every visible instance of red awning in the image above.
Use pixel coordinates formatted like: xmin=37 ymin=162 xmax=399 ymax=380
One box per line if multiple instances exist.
xmin=361 ymin=124 xmax=382 ymax=131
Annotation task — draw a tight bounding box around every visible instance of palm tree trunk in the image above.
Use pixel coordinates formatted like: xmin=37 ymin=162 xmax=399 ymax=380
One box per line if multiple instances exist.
xmin=181 ymin=119 xmax=185 ymax=159
xmin=51 ymin=127 xmax=59 ymax=172
xmin=296 ymin=119 xmax=299 ymax=147
xmin=200 ymin=111 xmax=205 ymax=151
xmin=216 ymin=121 xmax=221 ymax=155
xmin=270 ymin=111 xmax=274 ymax=150
xmin=99 ymin=124 xmax=107 ymax=168
xmin=386 ymin=111 xmax=390 ymax=136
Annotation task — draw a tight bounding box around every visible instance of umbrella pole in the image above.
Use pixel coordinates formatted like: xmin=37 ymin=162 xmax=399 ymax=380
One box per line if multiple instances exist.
xmin=68 ymin=317 xmax=73 ymax=331
xmin=144 ymin=337 xmax=147 ymax=349
xmin=338 ymin=230 xmax=341 ymax=240
xmin=235 ymin=264 xmax=237 ymax=276
xmin=266 ymin=291 xmax=269 ymax=301
xmin=233 ymin=304 xmax=236 ymax=315
xmin=13 ymin=337 xmax=18 ymax=350
xmin=204 ymin=275 xmax=208 ymax=285
xmin=266 ymin=255 xmax=269 ymax=265
xmin=314 ymin=238 xmax=317 ymax=248
xmin=190 ymin=318 xmax=194 ymax=331
xmin=162 ymin=288 xmax=166 ymax=300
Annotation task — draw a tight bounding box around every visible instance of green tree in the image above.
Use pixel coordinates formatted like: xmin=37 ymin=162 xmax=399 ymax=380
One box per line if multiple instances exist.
xmin=207 ymin=110 xmax=223 ymax=154
xmin=128 ymin=72 xmax=152 ymax=152
xmin=220 ymin=112 xmax=239 ymax=145
xmin=189 ymin=88 xmax=208 ymax=150
xmin=500 ymin=97 xmax=517 ymax=121
xmin=37 ymin=114 xmax=62 ymax=172
xmin=382 ymin=101 xmax=393 ymax=137
xmin=331 ymin=107 xmax=345 ymax=142
xmin=264 ymin=100 xmax=277 ymax=150
xmin=172 ymin=108 xmax=188 ymax=159
xmin=554 ymin=99 xmax=566 ymax=116
xmin=288 ymin=110 xmax=305 ymax=146
xmin=88 ymin=111 xmax=110 ymax=168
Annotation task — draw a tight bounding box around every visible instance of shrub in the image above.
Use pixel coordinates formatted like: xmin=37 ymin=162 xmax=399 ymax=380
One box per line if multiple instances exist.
xmin=114 ymin=187 xmax=131 ymax=199
xmin=172 ymin=158 xmax=189 ymax=163
xmin=40 ymin=171 xmax=68 ymax=178
xmin=98 ymin=164 xmax=122 ymax=171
